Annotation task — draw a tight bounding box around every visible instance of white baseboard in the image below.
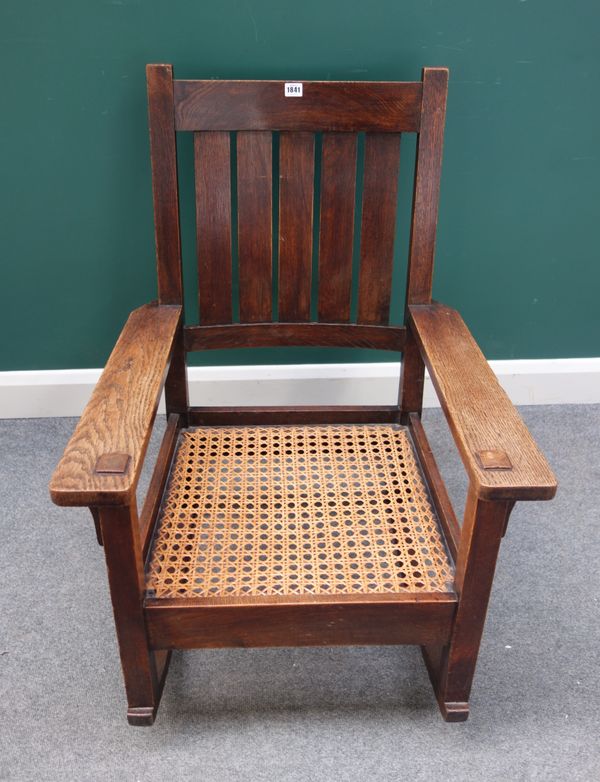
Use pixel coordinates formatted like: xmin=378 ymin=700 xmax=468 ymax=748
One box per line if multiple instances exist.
xmin=0 ymin=358 xmax=598 ymax=419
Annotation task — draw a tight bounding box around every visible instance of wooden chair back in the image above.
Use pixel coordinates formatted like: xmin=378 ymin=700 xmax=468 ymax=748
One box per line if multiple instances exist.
xmin=147 ymin=65 xmax=447 ymax=356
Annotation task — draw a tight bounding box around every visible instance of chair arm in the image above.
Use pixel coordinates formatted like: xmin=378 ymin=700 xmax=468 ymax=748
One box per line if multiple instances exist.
xmin=408 ymin=302 xmax=557 ymax=502
xmin=49 ymin=302 xmax=182 ymax=508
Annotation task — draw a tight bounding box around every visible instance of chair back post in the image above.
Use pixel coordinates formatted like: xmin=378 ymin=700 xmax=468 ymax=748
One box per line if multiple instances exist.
xmin=147 ymin=64 xmax=188 ymax=417
xmin=399 ymin=67 xmax=448 ymax=420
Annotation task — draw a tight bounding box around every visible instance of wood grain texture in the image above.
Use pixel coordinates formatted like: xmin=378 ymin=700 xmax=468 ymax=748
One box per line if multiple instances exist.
xmin=49 ymin=303 xmax=181 ymax=507
xmin=145 ymin=596 xmax=456 ymax=650
xmin=51 ymin=67 xmax=558 ymax=726
xmin=237 ymin=131 xmax=273 ymax=322
xmin=278 ymin=132 xmax=315 ymax=321
xmin=318 ymin=133 xmax=357 ymax=322
xmin=409 ymin=302 xmax=558 ymax=500
xmin=100 ymin=503 xmax=169 ymax=724
xmin=188 ymin=405 xmax=401 ymax=426
xmin=423 ymin=490 xmax=512 ymax=716
xmin=184 ymin=322 xmax=405 ymax=351
xmin=174 ymin=80 xmax=423 ymax=132
xmin=139 ymin=413 xmax=182 ymax=560
xmin=408 ymin=413 xmax=460 ymax=561
xmin=194 ymin=131 xmax=233 ymax=324
xmin=398 ymin=328 xmax=426 ymax=419
xmin=163 ymin=320 xmax=188 ymax=420
xmin=146 ymin=65 xmax=183 ymax=305
xmin=357 ymin=133 xmax=401 ymax=324
xmin=406 ymin=67 xmax=448 ymax=305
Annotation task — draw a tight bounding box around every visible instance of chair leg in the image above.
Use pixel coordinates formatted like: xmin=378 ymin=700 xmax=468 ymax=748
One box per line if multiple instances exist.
xmin=423 ymin=490 xmax=514 ymax=721
xmin=99 ymin=503 xmax=170 ymax=725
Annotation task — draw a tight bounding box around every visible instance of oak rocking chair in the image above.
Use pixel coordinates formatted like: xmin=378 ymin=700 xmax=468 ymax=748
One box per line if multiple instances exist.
xmin=50 ymin=65 xmax=557 ymax=724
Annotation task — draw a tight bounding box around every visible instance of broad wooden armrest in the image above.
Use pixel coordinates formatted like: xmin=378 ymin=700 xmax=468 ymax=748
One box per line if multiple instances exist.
xmin=50 ymin=302 xmax=182 ymax=507
xmin=409 ymin=302 xmax=557 ymax=502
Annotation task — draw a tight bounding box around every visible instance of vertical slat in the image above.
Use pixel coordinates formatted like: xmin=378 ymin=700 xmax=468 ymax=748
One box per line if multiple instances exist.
xmin=194 ymin=132 xmax=233 ymax=324
xmin=357 ymin=133 xmax=401 ymax=324
xmin=237 ymin=132 xmax=272 ymax=322
xmin=278 ymin=132 xmax=315 ymax=322
xmin=146 ymin=64 xmax=183 ymax=305
xmin=318 ymin=133 xmax=357 ymax=322
xmin=405 ymin=67 xmax=449 ymax=305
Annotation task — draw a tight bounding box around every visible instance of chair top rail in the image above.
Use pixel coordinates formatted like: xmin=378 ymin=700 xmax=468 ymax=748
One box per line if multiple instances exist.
xmin=173 ymin=78 xmax=423 ymax=132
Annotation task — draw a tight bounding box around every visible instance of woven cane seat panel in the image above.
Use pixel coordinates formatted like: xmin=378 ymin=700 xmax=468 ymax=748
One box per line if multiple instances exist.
xmin=146 ymin=425 xmax=454 ymax=599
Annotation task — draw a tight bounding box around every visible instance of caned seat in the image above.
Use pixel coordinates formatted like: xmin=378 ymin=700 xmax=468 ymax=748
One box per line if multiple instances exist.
xmin=50 ymin=64 xmax=557 ymax=726
xmin=146 ymin=425 xmax=454 ymax=600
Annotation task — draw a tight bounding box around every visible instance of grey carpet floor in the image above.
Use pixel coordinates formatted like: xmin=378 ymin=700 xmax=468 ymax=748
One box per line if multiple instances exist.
xmin=0 ymin=405 xmax=598 ymax=782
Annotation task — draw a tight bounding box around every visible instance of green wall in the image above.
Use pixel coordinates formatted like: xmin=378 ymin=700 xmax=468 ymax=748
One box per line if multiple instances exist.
xmin=1 ymin=0 xmax=598 ymax=370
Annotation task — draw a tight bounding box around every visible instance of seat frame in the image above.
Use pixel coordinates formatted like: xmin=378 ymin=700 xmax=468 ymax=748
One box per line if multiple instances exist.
xmin=50 ymin=65 xmax=557 ymax=725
